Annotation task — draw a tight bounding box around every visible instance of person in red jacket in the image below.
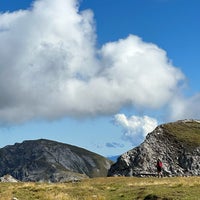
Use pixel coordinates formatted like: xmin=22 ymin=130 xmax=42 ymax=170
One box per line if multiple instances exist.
xmin=156 ymin=159 xmax=163 ymax=178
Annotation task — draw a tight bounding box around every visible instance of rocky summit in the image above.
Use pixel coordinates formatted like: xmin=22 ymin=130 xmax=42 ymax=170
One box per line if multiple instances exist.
xmin=0 ymin=139 xmax=112 ymax=182
xmin=108 ymin=120 xmax=200 ymax=177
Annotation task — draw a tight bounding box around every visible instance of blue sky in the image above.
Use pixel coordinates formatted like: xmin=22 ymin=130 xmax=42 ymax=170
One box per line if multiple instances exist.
xmin=0 ymin=0 xmax=200 ymax=157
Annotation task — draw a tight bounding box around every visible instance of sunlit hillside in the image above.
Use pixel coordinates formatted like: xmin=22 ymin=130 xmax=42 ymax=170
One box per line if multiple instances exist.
xmin=163 ymin=120 xmax=200 ymax=149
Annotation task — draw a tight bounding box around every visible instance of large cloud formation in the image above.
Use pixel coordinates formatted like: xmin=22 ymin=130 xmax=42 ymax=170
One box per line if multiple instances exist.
xmin=0 ymin=0 xmax=185 ymax=124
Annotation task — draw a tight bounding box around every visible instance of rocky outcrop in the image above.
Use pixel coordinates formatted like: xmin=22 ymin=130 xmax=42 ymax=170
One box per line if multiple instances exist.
xmin=108 ymin=120 xmax=200 ymax=177
xmin=0 ymin=174 xmax=19 ymax=182
xmin=0 ymin=139 xmax=112 ymax=182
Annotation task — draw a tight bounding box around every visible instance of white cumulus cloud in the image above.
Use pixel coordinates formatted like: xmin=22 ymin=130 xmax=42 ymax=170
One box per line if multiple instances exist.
xmin=114 ymin=114 xmax=158 ymax=145
xmin=0 ymin=0 xmax=185 ymax=124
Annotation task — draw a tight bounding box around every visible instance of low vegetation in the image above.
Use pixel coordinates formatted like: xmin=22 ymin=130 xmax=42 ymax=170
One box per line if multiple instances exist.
xmin=0 ymin=176 xmax=199 ymax=200
xmin=163 ymin=120 xmax=200 ymax=149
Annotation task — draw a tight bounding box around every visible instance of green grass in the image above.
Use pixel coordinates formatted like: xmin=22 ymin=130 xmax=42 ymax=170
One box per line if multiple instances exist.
xmin=163 ymin=120 xmax=200 ymax=149
xmin=0 ymin=176 xmax=200 ymax=200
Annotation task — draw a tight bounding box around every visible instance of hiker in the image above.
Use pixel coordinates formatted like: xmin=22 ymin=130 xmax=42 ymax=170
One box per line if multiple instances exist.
xmin=156 ymin=159 xmax=163 ymax=178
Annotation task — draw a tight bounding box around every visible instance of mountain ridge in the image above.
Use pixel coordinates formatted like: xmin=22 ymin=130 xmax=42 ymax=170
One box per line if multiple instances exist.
xmin=108 ymin=119 xmax=200 ymax=177
xmin=0 ymin=139 xmax=112 ymax=182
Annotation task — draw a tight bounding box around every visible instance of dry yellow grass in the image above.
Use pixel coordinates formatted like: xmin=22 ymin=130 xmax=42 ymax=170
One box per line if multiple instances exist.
xmin=0 ymin=176 xmax=200 ymax=200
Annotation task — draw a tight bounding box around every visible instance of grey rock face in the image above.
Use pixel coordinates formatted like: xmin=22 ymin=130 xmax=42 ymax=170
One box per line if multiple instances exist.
xmin=108 ymin=120 xmax=200 ymax=177
xmin=0 ymin=139 xmax=112 ymax=182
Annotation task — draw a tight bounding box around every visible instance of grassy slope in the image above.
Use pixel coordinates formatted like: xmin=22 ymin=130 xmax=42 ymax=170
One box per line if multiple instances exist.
xmin=0 ymin=176 xmax=200 ymax=200
xmin=163 ymin=120 xmax=200 ymax=149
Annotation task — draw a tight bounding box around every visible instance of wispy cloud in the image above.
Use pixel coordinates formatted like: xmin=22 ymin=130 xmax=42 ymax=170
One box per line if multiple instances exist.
xmin=113 ymin=114 xmax=158 ymax=145
xmin=105 ymin=142 xmax=125 ymax=148
xmin=169 ymin=94 xmax=200 ymax=121
xmin=0 ymin=0 xmax=187 ymax=124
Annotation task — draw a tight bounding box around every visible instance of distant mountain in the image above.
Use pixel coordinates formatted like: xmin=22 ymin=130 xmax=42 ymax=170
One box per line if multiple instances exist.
xmin=107 ymin=155 xmax=120 ymax=162
xmin=108 ymin=120 xmax=200 ymax=177
xmin=0 ymin=139 xmax=112 ymax=182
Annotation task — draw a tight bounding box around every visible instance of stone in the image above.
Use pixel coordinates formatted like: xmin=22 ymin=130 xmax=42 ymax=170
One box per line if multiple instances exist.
xmin=108 ymin=120 xmax=200 ymax=177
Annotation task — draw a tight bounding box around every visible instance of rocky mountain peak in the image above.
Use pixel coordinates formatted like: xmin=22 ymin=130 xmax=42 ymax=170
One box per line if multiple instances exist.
xmin=108 ymin=120 xmax=200 ymax=177
xmin=0 ymin=139 xmax=112 ymax=182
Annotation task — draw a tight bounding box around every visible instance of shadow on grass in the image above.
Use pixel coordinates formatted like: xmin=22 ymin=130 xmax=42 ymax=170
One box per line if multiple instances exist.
xmin=144 ymin=194 xmax=172 ymax=200
xmin=144 ymin=194 xmax=159 ymax=200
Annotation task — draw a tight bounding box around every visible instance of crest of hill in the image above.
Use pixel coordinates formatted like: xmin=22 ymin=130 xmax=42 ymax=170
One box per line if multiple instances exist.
xmin=108 ymin=119 xmax=200 ymax=177
xmin=161 ymin=119 xmax=200 ymax=150
xmin=0 ymin=139 xmax=112 ymax=182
